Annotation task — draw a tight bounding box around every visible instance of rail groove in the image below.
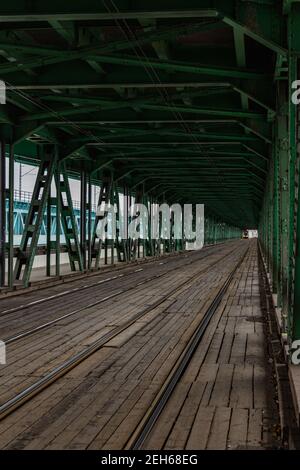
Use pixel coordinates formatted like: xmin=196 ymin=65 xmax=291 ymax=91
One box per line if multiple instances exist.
xmin=0 ymin=245 xmax=247 ymax=422
xmin=126 ymin=246 xmax=248 ymax=449
xmin=3 ymin=245 xmax=234 ymax=345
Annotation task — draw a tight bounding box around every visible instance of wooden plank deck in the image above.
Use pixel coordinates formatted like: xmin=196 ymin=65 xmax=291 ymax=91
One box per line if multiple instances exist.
xmin=143 ymin=242 xmax=280 ymax=450
xmin=0 ymin=240 xmax=281 ymax=450
xmin=0 ymin=243 xmax=241 ymax=407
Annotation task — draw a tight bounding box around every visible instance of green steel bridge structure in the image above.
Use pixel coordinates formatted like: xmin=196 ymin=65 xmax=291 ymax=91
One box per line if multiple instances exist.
xmin=0 ymin=1 xmax=299 ymax=343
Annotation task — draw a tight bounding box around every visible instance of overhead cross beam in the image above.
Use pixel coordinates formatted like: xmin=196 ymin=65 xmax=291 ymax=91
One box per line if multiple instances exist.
xmin=0 ymin=21 xmax=220 ymax=75
xmin=0 ymin=7 xmax=287 ymax=54
xmin=0 ymin=1 xmax=277 ymax=236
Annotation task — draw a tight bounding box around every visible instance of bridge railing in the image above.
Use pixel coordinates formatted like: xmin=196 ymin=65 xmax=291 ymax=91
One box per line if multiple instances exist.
xmin=13 ymin=189 xmax=97 ymax=212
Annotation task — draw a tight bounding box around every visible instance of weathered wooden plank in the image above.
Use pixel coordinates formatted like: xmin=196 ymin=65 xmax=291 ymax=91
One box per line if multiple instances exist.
xmin=209 ymin=364 xmax=234 ymax=407
xmin=206 ymin=407 xmax=231 ymax=450
xmin=186 ymin=406 xmax=215 ymax=449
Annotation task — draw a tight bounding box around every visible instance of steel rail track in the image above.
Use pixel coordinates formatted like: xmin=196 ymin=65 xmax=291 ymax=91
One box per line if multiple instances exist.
xmin=3 ymin=245 xmax=236 ymax=345
xmin=0 ymin=270 xmax=137 ymax=317
xmin=125 ymin=246 xmax=249 ymax=450
xmin=0 ymin=245 xmax=247 ymax=422
xmin=0 ymin=253 xmax=185 ymax=315
xmin=0 ymin=242 xmax=227 ymax=317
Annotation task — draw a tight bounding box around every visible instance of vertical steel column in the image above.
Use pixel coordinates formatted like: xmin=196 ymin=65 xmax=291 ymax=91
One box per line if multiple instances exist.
xmin=80 ymin=170 xmax=87 ymax=270
xmin=56 ymin=165 xmax=83 ymax=271
xmin=110 ymin=175 xmax=114 ymax=265
xmin=267 ymin=167 xmax=273 ymax=274
xmin=14 ymin=145 xmax=56 ymax=286
xmin=55 ymin=159 xmax=61 ymax=277
xmin=46 ymin=188 xmax=51 ymax=277
xmin=162 ymin=192 xmax=166 ymax=254
xmin=125 ymin=187 xmax=129 ymax=260
xmin=140 ymin=191 xmax=146 ymax=258
xmin=181 ymin=203 xmax=185 ymax=250
xmin=127 ymin=191 xmax=131 ymax=261
xmin=272 ymin=123 xmax=279 ymax=294
xmin=210 ymin=218 xmax=213 ymax=244
xmin=0 ymin=140 xmax=5 ymax=287
xmin=104 ymin=235 xmax=108 ymax=265
xmin=8 ymin=144 xmax=14 ymax=288
xmin=289 ymin=54 xmax=297 ymax=337
xmin=147 ymin=196 xmax=152 ymax=257
xmin=290 ymin=4 xmax=300 ymax=340
xmin=277 ymin=82 xmax=289 ymax=322
xmin=115 ymin=183 xmax=125 ymax=262
xmin=87 ymin=175 xmax=92 ymax=270
xmin=130 ymin=185 xmax=143 ymax=260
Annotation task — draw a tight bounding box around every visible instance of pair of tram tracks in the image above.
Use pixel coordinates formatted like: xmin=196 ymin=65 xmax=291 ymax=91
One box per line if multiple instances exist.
xmin=3 ymin=244 xmax=234 ymax=346
xmin=0 ymin=243 xmax=227 ymax=318
xmin=126 ymin=245 xmax=249 ymax=449
xmin=0 ymin=244 xmax=248 ymax=425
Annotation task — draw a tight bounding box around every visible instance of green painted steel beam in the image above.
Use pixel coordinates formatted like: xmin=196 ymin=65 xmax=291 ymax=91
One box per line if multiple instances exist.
xmin=0 ymin=7 xmax=221 ymax=22
xmin=233 ymin=27 xmax=248 ymax=113
xmin=0 ymin=1 xmax=277 ymax=242
xmin=87 ymin=141 xmax=248 ymax=146
xmin=232 ymin=86 xmax=275 ymax=115
xmin=0 ymin=21 xmax=218 ymax=75
xmin=39 ymin=85 xmax=274 ymax=114
xmin=90 ymin=54 xmax=268 ymax=80
xmin=49 ymin=19 xmax=76 ymax=45
xmin=0 ymin=5 xmax=287 ymax=54
xmin=44 ymin=118 xmax=271 ymax=143
xmin=140 ymin=104 xmax=265 ymax=119
xmin=222 ymin=16 xmax=286 ymax=56
xmin=243 ymin=145 xmax=269 ymax=161
xmin=68 ymin=129 xmax=260 ymax=143
xmin=45 ymin=119 xmax=272 ymax=141
xmin=239 ymin=123 xmax=272 ymax=144
xmin=289 ymin=3 xmax=300 ymax=340
xmin=103 ymin=148 xmax=258 ymax=157
xmin=8 ymin=83 xmax=275 ymax=119
xmin=20 ymin=102 xmax=266 ymax=122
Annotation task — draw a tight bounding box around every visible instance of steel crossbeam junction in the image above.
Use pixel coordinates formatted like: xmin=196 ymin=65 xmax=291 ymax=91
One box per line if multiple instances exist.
xmin=0 ymin=0 xmax=300 ymax=342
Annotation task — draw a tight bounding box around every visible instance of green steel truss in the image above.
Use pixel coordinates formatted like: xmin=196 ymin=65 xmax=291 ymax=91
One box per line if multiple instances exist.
xmin=55 ymin=164 xmax=83 ymax=272
xmin=13 ymin=147 xmax=84 ymax=285
xmin=259 ymin=1 xmax=300 ymax=343
xmin=91 ymin=172 xmax=113 ymax=269
xmin=113 ymin=182 xmax=128 ymax=263
xmin=1 ymin=0 xmax=300 ymax=342
xmin=0 ymin=0 xmax=278 ymax=229
xmin=13 ymin=146 xmax=56 ymax=286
